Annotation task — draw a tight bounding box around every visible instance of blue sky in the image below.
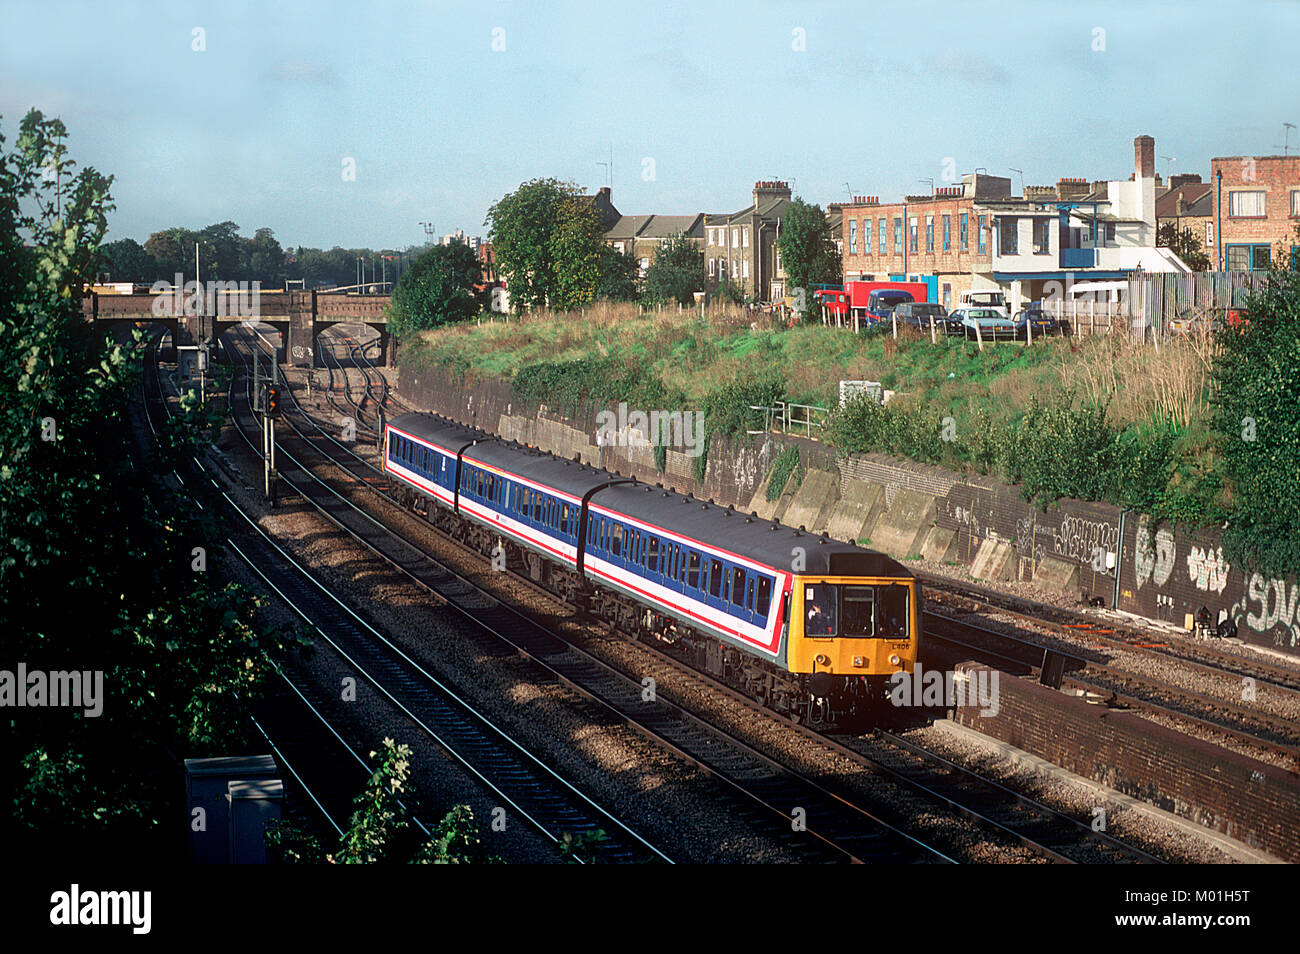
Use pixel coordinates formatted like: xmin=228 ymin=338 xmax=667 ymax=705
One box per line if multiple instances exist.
xmin=2 ymin=0 xmax=1296 ymax=249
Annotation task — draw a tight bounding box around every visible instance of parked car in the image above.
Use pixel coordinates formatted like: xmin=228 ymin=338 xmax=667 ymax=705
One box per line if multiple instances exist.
xmin=1168 ymin=306 xmax=1250 ymax=337
xmin=864 ymin=288 xmax=915 ymax=324
xmin=953 ymin=307 xmax=1017 ymax=339
xmin=893 ymin=301 xmax=950 ymax=332
xmin=1013 ymin=307 xmax=1060 ymax=337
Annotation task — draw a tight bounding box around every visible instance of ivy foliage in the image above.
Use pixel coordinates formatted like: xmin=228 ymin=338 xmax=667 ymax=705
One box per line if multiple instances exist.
xmin=1211 ymin=268 xmax=1300 ymax=574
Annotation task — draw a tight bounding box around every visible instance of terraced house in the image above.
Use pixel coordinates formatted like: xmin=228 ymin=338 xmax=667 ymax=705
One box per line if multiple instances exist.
xmin=604 ymin=212 xmax=707 ymax=278
xmin=704 ymin=180 xmax=793 ymax=301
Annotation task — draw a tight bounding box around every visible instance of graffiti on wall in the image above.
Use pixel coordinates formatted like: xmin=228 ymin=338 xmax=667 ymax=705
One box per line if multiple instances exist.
xmin=1230 ymin=575 xmax=1300 ymax=648
xmin=1054 ymin=514 xmax=1120 ymax=573
xmin=1187 ymin=545 xmax=1231 ymax=594
xmin=1133 ymin=516 xmax=1176 ymax=588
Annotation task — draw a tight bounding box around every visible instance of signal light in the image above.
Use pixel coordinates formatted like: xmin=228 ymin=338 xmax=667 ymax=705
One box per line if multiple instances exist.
xmin=266 ymin=386 xmax=280 ymax=417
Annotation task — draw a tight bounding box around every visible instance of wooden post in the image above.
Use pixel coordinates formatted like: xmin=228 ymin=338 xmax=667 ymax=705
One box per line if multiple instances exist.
xmin=929 ymin=313 xmax=937 ymax=344
xmin=892 ymin=312 xmax=897 ymax=340
xmin=974 ymin=320 xmax=983 ymax=352
xmin=1026 ymin=313 xmax=1032 ymax=346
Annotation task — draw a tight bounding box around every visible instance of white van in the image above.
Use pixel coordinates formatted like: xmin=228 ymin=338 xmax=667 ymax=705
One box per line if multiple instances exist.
xmin=959 ymin=289 xmax=1010 ymax=317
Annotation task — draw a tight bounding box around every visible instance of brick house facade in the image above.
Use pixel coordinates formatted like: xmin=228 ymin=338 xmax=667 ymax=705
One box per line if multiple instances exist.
xmin=1210 ymin=155 xmax=1300 ymax=270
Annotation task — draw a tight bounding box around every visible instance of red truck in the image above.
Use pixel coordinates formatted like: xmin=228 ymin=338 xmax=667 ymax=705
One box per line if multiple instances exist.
xmin=816 ymin=281 xmax=930 ymax=327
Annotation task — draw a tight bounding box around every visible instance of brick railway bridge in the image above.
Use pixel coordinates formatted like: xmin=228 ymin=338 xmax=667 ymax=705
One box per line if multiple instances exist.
xmin=82 ymin=290 xmax=394 ymax=366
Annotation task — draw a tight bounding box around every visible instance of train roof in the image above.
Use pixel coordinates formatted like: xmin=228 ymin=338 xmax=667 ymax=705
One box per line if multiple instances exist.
xmin=388 ymin=412 xmax=912 ymax=579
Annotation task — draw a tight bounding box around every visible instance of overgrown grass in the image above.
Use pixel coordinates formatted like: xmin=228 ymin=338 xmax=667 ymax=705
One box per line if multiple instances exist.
xmin=401 ymin=303 xmax=1221 ymax=519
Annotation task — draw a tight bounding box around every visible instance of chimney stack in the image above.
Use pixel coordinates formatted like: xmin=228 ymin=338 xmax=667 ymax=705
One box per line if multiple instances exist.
xmin=1134 ymin=135 xmax=1155 ymax=180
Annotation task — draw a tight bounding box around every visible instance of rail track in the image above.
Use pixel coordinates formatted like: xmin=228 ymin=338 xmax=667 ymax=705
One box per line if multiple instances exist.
xmin=145 ymin=333 xmax=670 ymax=864
xmin=227 ymin=325 xmax=1173 ymax=863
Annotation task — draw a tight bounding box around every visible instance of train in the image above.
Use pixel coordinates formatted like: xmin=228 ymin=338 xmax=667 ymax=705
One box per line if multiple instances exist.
xmin=381 ymin=412 xmax=920 ymax=726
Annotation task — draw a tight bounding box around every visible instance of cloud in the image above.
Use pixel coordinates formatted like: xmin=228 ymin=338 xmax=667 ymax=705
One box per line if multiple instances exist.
xmin=264 ymin=60 xmax=340 ymax=87
xmin=932 ymin=50 xmax=1010 ymax=86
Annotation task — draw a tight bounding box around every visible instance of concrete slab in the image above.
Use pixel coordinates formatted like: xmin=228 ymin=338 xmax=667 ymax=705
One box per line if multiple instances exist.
xmin=748 ymin=469 xmax=782 ymax=522
xmin=920 ymin=525 xmax=960 ymax=563
xmin=1032 ymin=554 xmax=1081 ymax=596
xmin=869 ymin=488 xmax=936 ymax=558
xmin=971 ymin=537 xmax=1017 ymax=581
xmin=782 ymin=469 xmax=840 ymax=533
xmin=825 ymin=480 xmax=886 ymax=544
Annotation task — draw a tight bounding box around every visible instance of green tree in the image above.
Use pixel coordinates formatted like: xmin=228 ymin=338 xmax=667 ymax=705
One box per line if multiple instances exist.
xmin=776 ymin=198 xmax=842 ymax=320
xmin=1 ymin=110 xmax=294 ymax=857
xmin=642 ymin=233 xmax=703 ymax=305
xmin=594 ymin=243 xmax=639 ymax=302
xmin=387 ymin=242 xmax=485 ymax=338
xmin=549 ymin=195 xmax=604 ymax=310
xmin=487 ymin=178 xmax=604 ymax=312
xmin=1157 ymin=221 xmax=1211 ymax=272
xmin=244 ymin=226 xmax=287 ymax=286
xmin=96 ymin=237 xmax=157 ymax=283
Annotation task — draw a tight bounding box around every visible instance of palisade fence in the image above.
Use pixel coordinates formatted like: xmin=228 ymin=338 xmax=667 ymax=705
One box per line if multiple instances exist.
xmin=1127 ymin=270 xmax=1265 ymax=341
xmin=1039 ymin=271 xmax=1266 ymax=342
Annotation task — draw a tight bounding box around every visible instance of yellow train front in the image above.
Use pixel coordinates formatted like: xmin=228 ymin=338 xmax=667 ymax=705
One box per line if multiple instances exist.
xmin=783 ymin=565 xmax=920 ymax=725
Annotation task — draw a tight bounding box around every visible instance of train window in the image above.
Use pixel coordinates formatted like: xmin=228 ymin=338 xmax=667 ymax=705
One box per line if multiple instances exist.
xmin=878 ymin=584 xmax=909 ymax=639
xmin=730 ymin=568 xmax=746 ymax=606
xmin=745 ymin=577 xmax=755 ymax=610
xmin=422 ymin=449 xmax=430 ymax=471
xmin=805 ymin=584 xmax=837 ymax=636
xmin=708 ymin=559 xmax=722 ymax=597
xmin=610 ymin=523 xmax=623 ymax=557
xmin=686 ymin=552 xmax=700 ymax=589
xmin=487 ymin=474 xmax=496 ymax=500
xmin=842 ymin=586 xmax=875 ymax=637
xmin=560 ymin=504 xmax=570 ymax=536
xmin=646 ymin=535 xmax=659 ymax=572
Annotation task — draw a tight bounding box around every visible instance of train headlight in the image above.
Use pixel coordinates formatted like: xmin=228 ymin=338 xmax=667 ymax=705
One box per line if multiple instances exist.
xmin=814 ymin=654 xmax=830 ymax=666
xmin=889 ymin=653 xmax=901 ymax=666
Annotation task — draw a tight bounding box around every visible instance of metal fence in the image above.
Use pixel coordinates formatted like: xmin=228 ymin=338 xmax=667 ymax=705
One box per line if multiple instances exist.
xmin=748 ymin=401 xmax=830 ymax=439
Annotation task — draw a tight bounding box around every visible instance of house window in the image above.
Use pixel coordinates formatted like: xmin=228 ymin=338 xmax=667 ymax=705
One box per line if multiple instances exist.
xmin=1291 ymin=189 xmax=1300 ymax=217
xmin=942 ymin=215 xmax=951 ymax=251
xmin=1106 ymin=222 xmax=1116 ymax=242
xmin=893 ymin=217 xmax=902 ymax=253
xmin=849 ymin=219 xmax=857 ymax=255
xmin=1228 ymin=191 xmax=1265 ymax=217
xmin=909 ymin=217 xmax=918 ymax=254
xmin=878 ymin=217 xmax=886 ymax=254
xmin=1205 ymin=221 xmax=1214 ymax=248
xmin=639 ymin=258 xmax=650 ymax=273
xmin=942 ymin=283 xmax=952 ymax=309
xmin=718 ymin=259 xmax=726 ymax=279
xmin=1033 ymin=218 xmax=1050 ymax=255
xmin=743 ymin=259 xmax=750 ymax=279
xmin=733 ymin=228 xmax=740 ymax=247
xmin=708 ymin=258 xmax=716 ymax=277
xmin=999 ymin=217 xmax=1018 ymax=256
xmin=977 ymin=215 xmax=987 ymax=253
xmin=614 ymin=241 xmax=625 ymax=253
xmin=1226 ymin=244 xmax=1272 ymax=270
xmin=960 ymin=212 xmax=969 ymax=249
xmin=743 ymin=227 xmax=750 ymax=248
xmin=863 ymin=219 xmax=872 ymax=254
xmin=925 ymin=215 xmax=934 ymax=252
xmin=707 ymin=228 xmax=715 ymax=246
